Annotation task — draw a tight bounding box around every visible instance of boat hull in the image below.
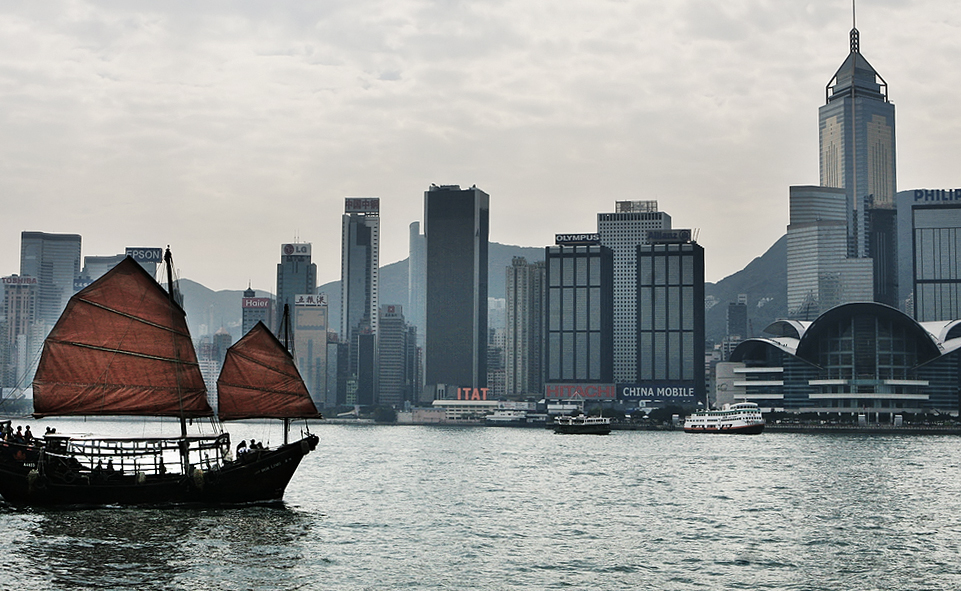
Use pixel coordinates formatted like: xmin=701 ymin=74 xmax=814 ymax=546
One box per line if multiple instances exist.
xmin=0 ymin=435 xmax=318 ymax=507
xmin=683 ymin=423 xmax=765 ymax=435
xmin=552 ymin=423 xmax=612 ymax=435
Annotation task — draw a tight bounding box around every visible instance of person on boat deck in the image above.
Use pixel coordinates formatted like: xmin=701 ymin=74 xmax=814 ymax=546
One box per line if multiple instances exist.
xmin=106 ymin=459 xmax=115 ymax=473
xmin=236 ymin=440 xmax=247 ymax=456
xmin=23 ymin=426 xmax=33 ymax=444
xmin=13 ymin=426 xmax=24 ymax=443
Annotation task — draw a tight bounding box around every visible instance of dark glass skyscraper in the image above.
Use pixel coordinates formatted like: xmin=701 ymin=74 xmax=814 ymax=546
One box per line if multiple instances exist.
xmin=275 ymin=243 xmax=316 ymax=329
xmin=424 ymin=185 xmax=489 ymax=392
xmin=19 ymin=231 xmax=81 ymax=329
xmin=341 ymin=198 xmax=380 ymax=405
xmin=819 ymin=24 xmax=896 ymax=261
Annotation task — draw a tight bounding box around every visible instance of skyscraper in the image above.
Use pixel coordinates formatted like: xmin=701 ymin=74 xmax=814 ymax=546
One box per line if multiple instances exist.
xmin=819 ymin=20 xmax=897 ymax=304
xmin=2 ymin=275 xmax=39 ymax=388
xmin=787 ymin=185 xmax=872 ymax=319
xmin=293 ymin=293 xmax=328 ymax=408
xmin=636 ymin=237 xmax=705 ymax=403
xmin=897 ymin=189 xmax=961 ymax=321
xmin=408 ymin=221 xmax=426 ymax=348
xmin=596 ymin=201 xmax=671 ymax=383
xmin=544 ymin=238 xmax=614 ymax=384
xmin=505 ymin=257 xmax=545 ymax=397
xmin=378 ymin=304 xmax=412 ymax=407
xmin=341 ymin=198 xmax=380 ymax=405
xmin=275 ymin=242 xmax=316 ymax=329
xmin=424 ymin=184 xmax=489 ymax=393
xmin=19 ymin=231 xmax=82 ymax=329
xmin=241 ymin=285 xmax=272 ymax=336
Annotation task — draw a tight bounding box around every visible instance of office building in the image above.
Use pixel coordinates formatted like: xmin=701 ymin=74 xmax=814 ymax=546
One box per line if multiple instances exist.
xmin=544 ymin=237 xmax=613 ymax=384
xmin=896 ymin=189 xmax=961 ymax=321
xmin=341 ymin=198 xmax=380 ymax=405
xmin=819 ymin=22 xmax=897 ymax=304
xmin=505 ymin=257 xmax=546 ymax=397
xmin=596 ymin=201 xmax=671 ymax=383
xmin=408 ymin=222 xmax=426 ymax=348
xmin=275 ymin=243 xmax=316 ymax=329
xmin=726 ymin=295 xmax=748 ymax=339
xmin=423 ymin=184 xmax=489 ymax=393
xmin=293 ymin=293 xmax=328 ymax=408
xmin=379 ymin=305 xmax=412 ymax=407
xmin=19 ymin=231 xmax=82 ymax=329
xmin=2 ymin=276 xmax=40 ymax=388
xmin=241 ymin=285 xmax=273 ymax=336
xmin=787 ymin=186 xmax=873 ymax=319
xmin=636 ymin=236 xmax=705 ymax=403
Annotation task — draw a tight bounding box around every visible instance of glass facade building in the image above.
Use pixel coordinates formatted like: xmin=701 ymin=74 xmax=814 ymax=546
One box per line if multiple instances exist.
xmin=729 ymin=303 xmax=961 ymax=416
xmin=544 ymin=244 xmax=613 ymax=383
xmin=636 ymin=241 xmax=705 ymax=401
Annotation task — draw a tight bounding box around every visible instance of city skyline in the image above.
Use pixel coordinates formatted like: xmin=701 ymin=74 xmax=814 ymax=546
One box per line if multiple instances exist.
xmin=1 ymin=2 xmax=960 ymax=292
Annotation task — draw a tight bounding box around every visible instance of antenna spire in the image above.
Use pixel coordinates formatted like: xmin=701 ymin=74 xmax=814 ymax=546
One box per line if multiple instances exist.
xmin=849 ymin=0 xmax=860 ymax=54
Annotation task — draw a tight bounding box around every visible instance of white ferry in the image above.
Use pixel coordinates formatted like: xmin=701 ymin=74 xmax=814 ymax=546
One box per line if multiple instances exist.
xmin=683 ymin=402 xmax=765 ymax=434
xmin=552 ymin=415 xmax=613 ymax=435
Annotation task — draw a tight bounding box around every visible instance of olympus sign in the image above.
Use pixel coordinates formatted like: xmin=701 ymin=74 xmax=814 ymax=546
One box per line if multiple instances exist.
xmin=554 ymin=233 xmax=601 ymax=245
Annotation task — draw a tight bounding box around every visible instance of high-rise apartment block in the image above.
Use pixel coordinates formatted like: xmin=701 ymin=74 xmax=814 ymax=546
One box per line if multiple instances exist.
xmin=424 ymin=185 xmax=489 ymax=393
xmin=544 ymin=237 xmax=614 ymax=384
xmin=597 ymin=201 xmax=671 ymax=383
xmin=341 ymin=198 xmax=380 ymax=405
xmin=505 ymin=257 xmax=545 ymax=397
xmin=19 ymin=231 xmax=81 ymax=329
xmin=408 ymin=221 xmax=426 ymax=348
xmin=275 ymin=243 xmax=316 ymax=329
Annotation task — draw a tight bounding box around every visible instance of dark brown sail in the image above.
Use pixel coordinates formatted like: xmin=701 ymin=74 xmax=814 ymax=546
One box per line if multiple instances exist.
xmin=217 ymin=321 xmax=319 ymax=421
xmin=33 ymin=256 xmax=212 ymax=418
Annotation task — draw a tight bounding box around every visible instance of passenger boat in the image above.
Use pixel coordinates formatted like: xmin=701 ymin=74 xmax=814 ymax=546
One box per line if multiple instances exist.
xmin=683 ymin=402 xmax=765 ymax=434
xmin=552 ymin=414 xmax=613 ymax=435
xmin=0 ymin=251 xmax=320 ymax=506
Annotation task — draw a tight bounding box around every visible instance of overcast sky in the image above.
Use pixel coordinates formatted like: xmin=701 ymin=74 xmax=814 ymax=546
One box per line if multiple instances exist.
xmin=1 ymin=0 xmax=959 ymax=293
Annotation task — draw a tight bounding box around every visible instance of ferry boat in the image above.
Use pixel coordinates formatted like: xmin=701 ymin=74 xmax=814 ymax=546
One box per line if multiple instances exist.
xmin=552 ymin=415 xmax=613 ymax=435
xmin=683 ymin=402 xmax=765 ymax=434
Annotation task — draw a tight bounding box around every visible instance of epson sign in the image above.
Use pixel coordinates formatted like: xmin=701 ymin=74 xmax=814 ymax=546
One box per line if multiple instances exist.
xmin=125 ymin=247 xmax=163 ymax=262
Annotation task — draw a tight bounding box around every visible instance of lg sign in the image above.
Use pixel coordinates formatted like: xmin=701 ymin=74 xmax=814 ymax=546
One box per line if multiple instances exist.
xmin=282 ymin=243 xmax=311 ymax=256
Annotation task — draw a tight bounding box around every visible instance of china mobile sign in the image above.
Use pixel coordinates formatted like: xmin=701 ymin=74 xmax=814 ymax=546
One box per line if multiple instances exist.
xmin=618 ymin=382 xmax=696 ymax=404
xmin=544 ymin=383 xmax=616 ymax=400
xmin=345 ymin=197 xmax=380 ymax=214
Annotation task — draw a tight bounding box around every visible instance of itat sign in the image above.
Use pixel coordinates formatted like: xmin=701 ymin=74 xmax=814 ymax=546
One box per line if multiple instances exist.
xmin=457 ymin=387 xmax=489 ymax=400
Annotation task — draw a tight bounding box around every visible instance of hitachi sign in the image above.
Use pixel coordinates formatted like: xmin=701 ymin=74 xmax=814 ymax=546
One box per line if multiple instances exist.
xmin=544 ymin=383 xmax=615 ymax=400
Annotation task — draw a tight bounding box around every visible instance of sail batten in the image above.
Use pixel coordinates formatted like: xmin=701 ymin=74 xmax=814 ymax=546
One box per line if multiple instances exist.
xmin=217 ymin=322 xmax=319 ymax=421
xmin=33 ymin=257 xmax=212 ymax=419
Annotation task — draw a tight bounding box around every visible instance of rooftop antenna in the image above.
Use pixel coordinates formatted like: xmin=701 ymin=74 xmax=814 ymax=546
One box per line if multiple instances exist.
xmin=850 ymin=0 xmax=859 ymax=53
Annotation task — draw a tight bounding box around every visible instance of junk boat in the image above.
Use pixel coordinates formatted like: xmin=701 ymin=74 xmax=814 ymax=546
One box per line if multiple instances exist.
xmin=0 ymin=251 xmax=320 ymax=506
xmin=552 ymin=414 xmax=613 ymax=435
xmin=683 ymin=402 xmax=765 ymax=434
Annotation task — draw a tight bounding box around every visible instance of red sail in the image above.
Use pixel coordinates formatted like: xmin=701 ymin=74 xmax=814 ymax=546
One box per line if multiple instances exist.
xmin=217 ymin=322 xmax=319 ymax=421
xmin=33 ymin=257 xmax=212 ymax=418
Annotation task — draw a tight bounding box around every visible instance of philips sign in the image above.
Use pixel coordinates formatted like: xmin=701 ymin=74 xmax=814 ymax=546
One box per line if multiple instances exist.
xmin=913 ymin=189 xmax=961 ymax=203
xmin=618 ymin=382 xmax=697 ymax=404
xmin=125 ymin=247 xmax=163 ymax=262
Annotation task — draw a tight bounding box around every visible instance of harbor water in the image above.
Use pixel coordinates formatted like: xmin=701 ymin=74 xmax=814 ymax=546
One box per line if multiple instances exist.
xmin=4 ymin=419 xmax=961 ymax=590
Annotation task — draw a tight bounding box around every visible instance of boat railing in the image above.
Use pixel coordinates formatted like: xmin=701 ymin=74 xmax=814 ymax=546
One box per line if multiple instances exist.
xmin=44 ymin=433 xmax=231 ymax=477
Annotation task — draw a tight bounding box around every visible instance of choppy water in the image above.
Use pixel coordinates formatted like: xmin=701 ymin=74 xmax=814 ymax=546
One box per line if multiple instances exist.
xmin=4 ymin=420 xmax=961 ymax=590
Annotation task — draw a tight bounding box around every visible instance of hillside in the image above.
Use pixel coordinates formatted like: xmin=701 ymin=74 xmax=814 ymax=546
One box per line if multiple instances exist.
xmin=179 ymin=236 xmax=789 ymax=346
xmin=703 ymin=234 xmax=787 ymax=344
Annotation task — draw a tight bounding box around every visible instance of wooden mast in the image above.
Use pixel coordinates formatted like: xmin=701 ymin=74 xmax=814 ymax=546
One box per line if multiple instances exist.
xmin=166 ymin=247 xmax=190 ymax=473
